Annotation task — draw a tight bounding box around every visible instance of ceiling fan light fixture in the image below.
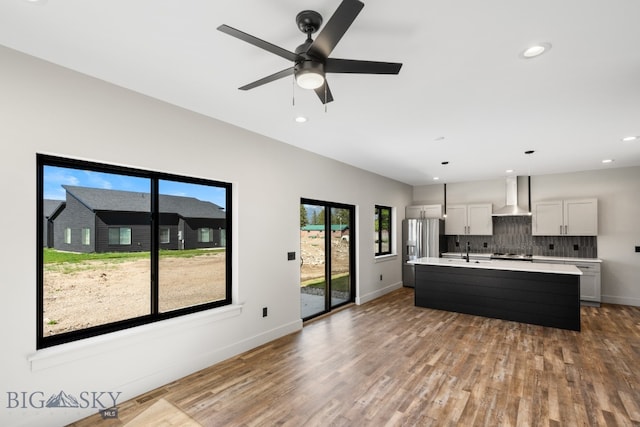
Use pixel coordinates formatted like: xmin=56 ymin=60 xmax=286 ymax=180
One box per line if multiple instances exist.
xmin=295 ymin=61 xmax=325 ymax=90
xmin=296 ymin=72 xmax=324 ymax=89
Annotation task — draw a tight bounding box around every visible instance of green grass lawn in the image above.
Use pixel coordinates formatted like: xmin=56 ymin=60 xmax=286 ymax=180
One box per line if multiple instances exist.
xmin=43 ymin=248 xmax=225 ymax=264
xmin=301 ymin=273 xmax=350 ymax=292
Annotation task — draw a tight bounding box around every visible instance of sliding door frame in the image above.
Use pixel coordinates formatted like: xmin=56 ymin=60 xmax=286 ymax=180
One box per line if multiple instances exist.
xmin=301 ymin=198 xmax=356 ymax=321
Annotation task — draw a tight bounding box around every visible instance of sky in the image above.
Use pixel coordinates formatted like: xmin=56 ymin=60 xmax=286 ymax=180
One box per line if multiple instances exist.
xmin=44 ymin=166 xmax=227 ymax=208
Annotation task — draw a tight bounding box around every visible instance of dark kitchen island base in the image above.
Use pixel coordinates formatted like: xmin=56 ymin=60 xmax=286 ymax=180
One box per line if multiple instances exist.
xmin=415 ymin=264 xmax=580 ymax=331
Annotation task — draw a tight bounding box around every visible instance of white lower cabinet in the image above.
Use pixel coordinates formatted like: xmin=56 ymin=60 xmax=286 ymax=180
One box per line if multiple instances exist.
xmin=533 ymin=259 xmax=601 ymax=304
xmin=573 ymin=262 xmax=601 ymax=304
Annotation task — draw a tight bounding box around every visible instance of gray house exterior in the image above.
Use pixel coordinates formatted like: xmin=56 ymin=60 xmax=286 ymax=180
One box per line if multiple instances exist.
xmin=50 ymin=185 xmax=226 ymax=253
xmin=43 ymin=199 xmax=65 ymax=247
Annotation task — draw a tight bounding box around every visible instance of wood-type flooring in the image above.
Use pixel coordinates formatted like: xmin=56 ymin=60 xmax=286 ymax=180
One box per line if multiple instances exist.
xmin=70 ymin=287 xmax=640 ymax=426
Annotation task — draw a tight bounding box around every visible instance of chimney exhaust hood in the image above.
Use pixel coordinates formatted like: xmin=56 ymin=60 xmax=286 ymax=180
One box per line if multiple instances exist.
xmin=492 ymin=176 xmax=531 ymax=216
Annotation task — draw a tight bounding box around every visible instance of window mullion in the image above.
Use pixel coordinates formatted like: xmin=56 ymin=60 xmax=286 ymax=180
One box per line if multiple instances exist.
xmin=151 ymin=178 xmax=159 ymax=315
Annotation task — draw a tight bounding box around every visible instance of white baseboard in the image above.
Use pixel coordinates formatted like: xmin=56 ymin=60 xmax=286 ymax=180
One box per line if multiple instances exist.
xmin=601 ymin=295 xmax=640 ymax=307
xmin=356 ymin=281 xmax=403 ymax=305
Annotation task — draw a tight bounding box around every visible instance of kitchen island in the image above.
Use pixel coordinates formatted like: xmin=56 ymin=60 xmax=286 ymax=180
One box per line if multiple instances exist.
xmin=409 ymin=257 xmax=582 ymax=331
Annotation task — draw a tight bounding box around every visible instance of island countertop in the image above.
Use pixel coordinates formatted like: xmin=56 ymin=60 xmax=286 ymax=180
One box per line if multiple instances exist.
xmin=409 ymin=257 xmax=582 ymax=275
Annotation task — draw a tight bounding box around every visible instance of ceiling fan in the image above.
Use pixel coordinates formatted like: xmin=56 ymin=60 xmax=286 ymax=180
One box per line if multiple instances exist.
xmin=217 ymin=0 xmax=402 ymax=104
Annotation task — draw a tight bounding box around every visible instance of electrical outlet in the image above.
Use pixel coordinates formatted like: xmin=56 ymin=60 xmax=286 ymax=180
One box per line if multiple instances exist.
xmin=483 ymin=242 xmax=488 ymax=248
xmin=573 ymin=244 xmax=579 ymax=251
xmin=549 ymin=244 xmax=554 ymax=250
xmin=287 ymin=251 xmax=296 ymax=261
xmin=635 ymin=246 xmax=640 ymax=253
xmin=455 ymin=241 xmax=460 ymax=247
xmin=262 ymin=307 xmax=268 ymax=317
xmin=379 ymin=274 xmax=383 ymax=281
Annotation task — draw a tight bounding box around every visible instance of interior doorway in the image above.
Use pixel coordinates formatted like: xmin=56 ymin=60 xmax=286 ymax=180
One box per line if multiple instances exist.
xmin=300 ymin=199 xmax=355 ymax=320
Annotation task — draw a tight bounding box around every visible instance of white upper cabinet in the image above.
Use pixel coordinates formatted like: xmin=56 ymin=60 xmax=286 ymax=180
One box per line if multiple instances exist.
xmin=444 ymin=205 xmax=467 ymax=234
xmin=532 ymin=198 xmax=597 ymax=236
xmin=445 ymin=204 xmax=493 ymax=235
xmin=405 ymin=204 xmax=442 ymax=219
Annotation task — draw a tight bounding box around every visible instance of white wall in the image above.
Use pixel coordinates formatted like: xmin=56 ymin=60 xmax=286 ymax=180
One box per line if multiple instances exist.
xmin=0 ymin=46 xmax=412 ymax=426
xmin=414 ymin=168 xmax=640 ymax=306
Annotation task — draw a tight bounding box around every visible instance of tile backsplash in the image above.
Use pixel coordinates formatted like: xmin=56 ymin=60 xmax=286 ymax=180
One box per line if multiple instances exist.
xmin=446 ymin=216 xmax=597 ymax=258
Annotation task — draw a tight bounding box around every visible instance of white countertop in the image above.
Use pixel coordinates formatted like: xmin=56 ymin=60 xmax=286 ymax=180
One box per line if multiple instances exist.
xmin=532 ymin=255 xmax=602 ymax=263
xmin=409 ymin=257 xmax=582 ymax=275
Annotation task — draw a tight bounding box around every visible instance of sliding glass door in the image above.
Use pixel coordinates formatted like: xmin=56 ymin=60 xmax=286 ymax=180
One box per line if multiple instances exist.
xmin=300 ymin=199 xmax=354 ymax=320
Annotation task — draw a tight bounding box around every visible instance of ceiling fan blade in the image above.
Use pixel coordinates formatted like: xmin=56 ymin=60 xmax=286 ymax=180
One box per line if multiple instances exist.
xmin=307 ymin=0 xmax=364 ymax=59
xmin=325 ymin=58 xmax=403 ymax=74
xmin=239 ymin=67 xmax=295 ymax=91
xmin=314 ymin=81 xmax=334 ymax=104
xmin=217 ymin=24 xmax=300 ymax=62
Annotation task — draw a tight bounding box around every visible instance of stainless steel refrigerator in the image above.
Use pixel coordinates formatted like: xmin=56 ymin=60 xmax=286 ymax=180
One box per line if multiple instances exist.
xmin=402 ymin=218 xmax=446 ymax=288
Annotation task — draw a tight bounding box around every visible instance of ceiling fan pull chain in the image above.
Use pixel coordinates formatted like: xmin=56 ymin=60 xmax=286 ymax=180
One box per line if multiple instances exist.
xmin=292 ymin=74 xmax=296 ymax=106
xmin=324 ymin=84 xmax=328 ymax=113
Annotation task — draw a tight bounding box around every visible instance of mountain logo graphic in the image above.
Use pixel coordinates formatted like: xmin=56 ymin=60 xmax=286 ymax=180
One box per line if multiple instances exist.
xmin=45 ymin=391 xmax=80 ymax=408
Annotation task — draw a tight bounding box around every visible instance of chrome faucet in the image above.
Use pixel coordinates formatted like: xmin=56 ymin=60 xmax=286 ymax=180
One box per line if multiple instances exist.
xmin=465 ymin=241 xmax=471 ymax=262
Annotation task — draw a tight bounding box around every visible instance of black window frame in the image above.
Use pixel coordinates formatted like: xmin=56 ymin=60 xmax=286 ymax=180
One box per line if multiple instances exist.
xmin=36 ymin=154 xmax=233 ymax=349
xmin=374 ymin=205 xmax=392 ymax=256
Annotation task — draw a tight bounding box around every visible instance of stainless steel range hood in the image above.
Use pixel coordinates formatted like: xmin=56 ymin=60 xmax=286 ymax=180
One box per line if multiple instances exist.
xmin=492 ymin=176 xmax=531 ymax=216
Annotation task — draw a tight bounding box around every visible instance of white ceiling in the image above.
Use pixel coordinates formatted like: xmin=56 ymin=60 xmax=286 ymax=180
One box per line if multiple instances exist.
xmin=2 ymin=0 xmax=640 ymax=185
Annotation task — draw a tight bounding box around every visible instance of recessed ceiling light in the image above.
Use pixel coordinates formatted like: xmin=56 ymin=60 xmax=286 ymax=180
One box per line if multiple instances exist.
xmin=24 ymin=0 xmax=47 ymax=4
xmin=506 ymin=169 xmax=514 ymax=173
xmin=602 ymin=159 xmax=614 ymax=164
xmin=434 ymin=136 xmax=445 ymax=141
xmin=622 ymin=136 xmax=638 ymax=142
xmin=295 ymin=116 xmax=307 ymax=123
xmin=433 ymin=177 xmax=440 ymax=181
xmin=521 ymin=43 xmax=551 ymax=59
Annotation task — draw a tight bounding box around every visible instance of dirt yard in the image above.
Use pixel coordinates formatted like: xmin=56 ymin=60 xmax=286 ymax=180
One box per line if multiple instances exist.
xmin=43 ymin=253 xmax=226 ymax=336
xmin=300 ymin=235 xmax=350 ymax=283
xmin=44 ymin=236 xmax=349 ymax=336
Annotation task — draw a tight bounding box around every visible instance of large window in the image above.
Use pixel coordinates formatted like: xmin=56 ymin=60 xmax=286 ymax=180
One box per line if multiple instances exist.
xmin=374 ymin=205 xmax=392 ymax=256
xmin=37 ymin=154 xmax=232 ymax=349
xmin=108 ymin=227 xmax=131 ymax=245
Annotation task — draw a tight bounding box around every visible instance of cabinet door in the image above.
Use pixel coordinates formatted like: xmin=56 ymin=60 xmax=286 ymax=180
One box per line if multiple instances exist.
xmin=564 ymin=199 xmax=597 ymax=236
xmin=532 ymin=200 xmax=563 ymax=236
xmin=574 ymin=262 xmax=601 ymax=302
xmin=578 ymin=271 xmax=600 ymax=301
xmin=467 ymin=204 xmax=493 ymax=235
xmin=405 ymin=205 xmax=424 ymax=219
xmin=422 ymin=204 xmax=442 ymax=219
xmin=444 ymin=205 xmax=467 ymax=235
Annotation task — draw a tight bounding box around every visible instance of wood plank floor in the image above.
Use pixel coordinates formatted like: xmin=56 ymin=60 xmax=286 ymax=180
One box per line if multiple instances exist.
xmin=70 ymin=287 xmax=640 ymax=426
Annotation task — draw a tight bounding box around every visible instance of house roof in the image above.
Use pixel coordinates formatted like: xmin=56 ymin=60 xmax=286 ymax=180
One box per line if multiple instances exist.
xmin=62 ymin=185 xmax=225 ymax=219
xmin=43 ymin=199 xmax=65 ymax=218
xmin=302 ymin=224 xmax=349 ymax=232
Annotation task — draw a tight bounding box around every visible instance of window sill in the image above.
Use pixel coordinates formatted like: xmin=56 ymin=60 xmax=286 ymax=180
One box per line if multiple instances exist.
xmin=374 ymin=254 xmax=398 ymax=263
xmin=28 ymin=303 xmax=243 ymax=372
